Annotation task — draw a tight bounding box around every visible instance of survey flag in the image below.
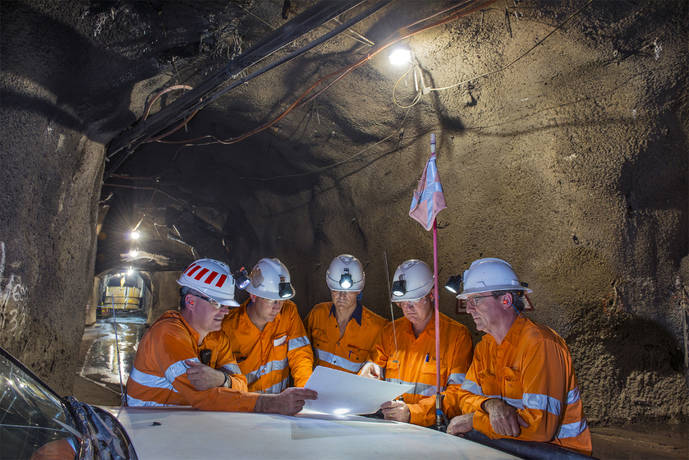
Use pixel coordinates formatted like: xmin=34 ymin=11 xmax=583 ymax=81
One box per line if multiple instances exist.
xmin=408 ymin=134 xmax=446 ymax=231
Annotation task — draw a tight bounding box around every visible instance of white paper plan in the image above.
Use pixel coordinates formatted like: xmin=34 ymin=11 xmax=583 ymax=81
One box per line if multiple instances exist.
xmin=302 ymin=366 xmax=414 ymax=415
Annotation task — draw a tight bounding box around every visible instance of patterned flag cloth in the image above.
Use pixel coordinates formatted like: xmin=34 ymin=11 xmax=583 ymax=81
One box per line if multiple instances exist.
xmin=409 ymin=134 xmax=446 ymax=231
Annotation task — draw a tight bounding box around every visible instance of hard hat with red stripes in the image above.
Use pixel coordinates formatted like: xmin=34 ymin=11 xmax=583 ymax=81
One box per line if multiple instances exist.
xmin=177 ymin=258 xmax=240 ymax=307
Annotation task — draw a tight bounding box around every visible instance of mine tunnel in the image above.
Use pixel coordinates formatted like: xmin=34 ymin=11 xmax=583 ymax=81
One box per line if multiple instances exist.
xmin=1 ymin=0 xmax=688 ymax=458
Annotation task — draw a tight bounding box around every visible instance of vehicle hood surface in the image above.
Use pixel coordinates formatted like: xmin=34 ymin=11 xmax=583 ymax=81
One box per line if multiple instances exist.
xmin=105 ymin=407 xmax=518 ymax=460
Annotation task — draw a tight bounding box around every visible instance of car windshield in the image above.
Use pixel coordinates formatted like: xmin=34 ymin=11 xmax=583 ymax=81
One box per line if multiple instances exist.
xmin=0 ymin=349 xmax=79 ymax=460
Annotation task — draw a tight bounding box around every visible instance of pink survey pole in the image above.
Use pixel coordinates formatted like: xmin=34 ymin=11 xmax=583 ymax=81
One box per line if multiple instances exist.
xmin=433 ymin=218 xmax=441 ymax=395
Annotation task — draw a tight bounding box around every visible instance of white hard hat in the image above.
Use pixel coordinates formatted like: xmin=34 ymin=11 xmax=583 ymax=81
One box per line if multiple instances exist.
xmin=457 ymin=258 xmax=532 ymax=299
xmin=244 ymin=258 xmax=295 ymax=300
xmin=326 ymin=254 xmax=365 ymax=292
xmin=177 ymin=258 xmax=240 ymax=307
xmin=391 ymin=259 xmax=433 ymax=302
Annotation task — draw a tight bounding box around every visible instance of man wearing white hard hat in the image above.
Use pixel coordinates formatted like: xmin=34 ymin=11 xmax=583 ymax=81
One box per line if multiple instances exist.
xmin=445 ymin=258 xmax=592 ymax=456
xmin=222 ymin=257 xmax=314 ymax=393
xmin=127 ymin=258 xmax=316 ymax=415
xmin=359 ymin=259 xmax=473 ymax=427
xmin=306 ymin=255 xmax=387 ymax=374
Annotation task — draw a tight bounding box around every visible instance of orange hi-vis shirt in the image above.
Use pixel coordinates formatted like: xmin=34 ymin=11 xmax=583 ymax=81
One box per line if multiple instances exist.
xmin=222 ymin=299 xmax=314 ymax=393
xmin=367 ymin=312 xmax=473 ymax=426
xmin=126 ymin=310 xmax=257 ymax=411
xmin=306 ymin=301 xmax=387 ymax=374
xmin=451 ymin=315 xmax=592 ymax=456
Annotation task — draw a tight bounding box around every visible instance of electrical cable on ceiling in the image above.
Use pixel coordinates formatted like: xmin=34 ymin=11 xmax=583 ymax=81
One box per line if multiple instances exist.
xmin=150 ymin=0 xmax=497 ymax=147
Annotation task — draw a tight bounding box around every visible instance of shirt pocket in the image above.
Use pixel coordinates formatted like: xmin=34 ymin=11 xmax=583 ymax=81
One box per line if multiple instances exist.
xmin=502 ymin=366 xmax=523 ymax=400
xmin=272 ymin=334 xmax=288 ymax=358
xmin=345 ymin=344 xmax=368 ymax=364
xmin=385 ymin=358 xmax=401 ymax=380
xmin=310 ymin=328 xmax=329 ymax=349
xmin=478 ymin=369 xmax=498 ymax=396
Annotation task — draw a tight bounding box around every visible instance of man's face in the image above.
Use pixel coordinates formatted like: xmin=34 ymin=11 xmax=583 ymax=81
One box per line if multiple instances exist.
xmin=251 ymin=296 xmax=284 ymax=323
xmin=397 ymin=295 xmax=433 ymax=325
xmin=330 ymin=290 xmax=358 ymax=309
xmin=464 ymin=293 xmax=502 ymax=333
xmin=190 ymin=294 xmax=229 ymax=333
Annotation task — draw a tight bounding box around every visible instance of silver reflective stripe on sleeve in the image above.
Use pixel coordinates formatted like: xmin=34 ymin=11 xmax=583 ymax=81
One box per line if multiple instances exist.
xmin=164 ymin=357 xmax=198 ymax=383
xmin=315 ymin=349 xmax=362 ymax=373
xmin=447 ymin=373 xmax=466 ymax=386
xmin=567 ymin=387 xmax=581 ymax=404
xmin=522 ymin=393 xmax=562 ymax=416
xmin=222 ymin=363 xmax=242 ymax=375
xmin=257 ymin=376 xmax=290 ymax=394
xmin=556 ymin=419 xmax=588 ymax=438
xmin=288 ymin=336 xmax=310 ymax=351
xmin=461 ymin=379 xmax=485 ymax=396
xmin=130 ymin=367 xmax=178 ymax=392
xmin=126 ymin=394 xmax=184 ymax=408
xmin=246 ymin=358 xmax=288 ymax=384
xmin=386 ymin=378 xmax=440 ymax=397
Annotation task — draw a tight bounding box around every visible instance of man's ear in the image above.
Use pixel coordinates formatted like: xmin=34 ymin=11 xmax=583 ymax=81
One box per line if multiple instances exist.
xmin=501 ymin=292 xmax=513 ymax=311
xmin=249 ymin=294 xmax=257 ymax=303
xmin=185 ymin=294 xmax=195 ymax=310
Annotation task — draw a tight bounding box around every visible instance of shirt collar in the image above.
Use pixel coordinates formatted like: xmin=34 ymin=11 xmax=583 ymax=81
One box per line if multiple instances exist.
xmin=329 ymin=300 xmax=363 ymax=326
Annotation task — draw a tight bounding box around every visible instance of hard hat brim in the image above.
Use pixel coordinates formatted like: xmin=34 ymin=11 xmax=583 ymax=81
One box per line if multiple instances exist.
xmin=457 ymin=285 xmax=533 ymax=299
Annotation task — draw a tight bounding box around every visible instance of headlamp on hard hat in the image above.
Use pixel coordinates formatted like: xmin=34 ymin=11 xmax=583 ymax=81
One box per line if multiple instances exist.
xmin=234 ymin=267 xmax=250 ymax=290
xmin=392 ymin=275 xmax=407 ymax=297
xmin=278 ymin=276 xmax=294 ymax=299
xmin=444 ymin=274 xmax=462 ymax=294
xmin=339 ymin=268 xmax=353 ymax=289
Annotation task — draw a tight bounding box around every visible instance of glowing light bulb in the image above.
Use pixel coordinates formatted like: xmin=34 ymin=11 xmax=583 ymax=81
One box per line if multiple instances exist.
xmin=389 ymin=47 xmax=412 ymax=66
xmin=129 ymin=230 xmax=141 ymax=240
xmin=129 ymin=249 xmax=139 ymax=258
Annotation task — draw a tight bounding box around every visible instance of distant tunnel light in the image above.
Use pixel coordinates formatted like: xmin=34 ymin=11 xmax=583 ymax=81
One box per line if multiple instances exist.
xmin=129 ymin=230 xmax=141 ymax=240
xmin=389 ymin=47 xmax=412 ymax=66
xmin=333 ymin=408 xmax=350 ymax=415
xmin=128 ymin=249 xmax=139 ymax=258
xmin=127 ymin=267 xmax=134 ymax=276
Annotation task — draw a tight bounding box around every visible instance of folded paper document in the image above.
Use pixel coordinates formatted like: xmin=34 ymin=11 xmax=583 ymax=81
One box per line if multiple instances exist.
xmin=303 ymin=366 xmax=414 ymax=415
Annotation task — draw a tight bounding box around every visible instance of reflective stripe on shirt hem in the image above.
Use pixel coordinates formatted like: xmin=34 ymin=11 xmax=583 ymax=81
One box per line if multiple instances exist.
xmin=386 ymin=378 xmax=441 ymax=396
xmin=126 ymin=394 xmax=184 ymax=408
xmin=222 ymin=363 xmax=242 ymax=375
xmin=557 ymin=419 xmax=588 ymax=438
xmin=315 ymin=349 xmax=362 ymax=373
xmin=288 ymin=336 xmax=310 ymax=351
xmin=256 ymin=376 xmax=289 ymax=394
xmin=447 ymin=373 xmax=466 ymax=386
xmin=246 ymin=358 xmax=288 ymax=384
xmin=130 ymin=367 xmax=178 ymax=392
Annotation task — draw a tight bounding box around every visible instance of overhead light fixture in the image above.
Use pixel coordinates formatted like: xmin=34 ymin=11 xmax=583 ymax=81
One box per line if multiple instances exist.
xmin=339 ymin=268 xmax=353 ymax=289
xmin=389 ymin=47 xmax=412 ymax=67
xmin=129 ymin=230 xmax=141 ymax=240
xmin=444 ymin=275 xmax=462 ymax=294
xmin=391 ymin=275 xmax=406 ymax=297
xmin=128 ymin=249 xmax=139 ymax=258
xmin=278 ymin=276 xmax=294 ymax=299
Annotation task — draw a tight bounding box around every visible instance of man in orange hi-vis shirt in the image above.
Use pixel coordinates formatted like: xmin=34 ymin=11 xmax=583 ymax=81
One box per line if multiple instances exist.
xmin=359 ymin=259 xmax=473 ymax=427
xmin=306 ymin=254 xmax=387 ymax=374
xmin=222 ymin=258 xmax=314 ymax=393
xmin=445 ymin=258 xmax=592 ymax=457
xmin=126 ymin=258 xmax=316 ymax=415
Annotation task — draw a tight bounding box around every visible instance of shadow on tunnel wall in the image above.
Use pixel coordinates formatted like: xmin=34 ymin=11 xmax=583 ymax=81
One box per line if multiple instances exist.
xmin=1 ymin=2 xmax=160 ymax=140
xmin=565 ymin=303 xmax=688 ymax=424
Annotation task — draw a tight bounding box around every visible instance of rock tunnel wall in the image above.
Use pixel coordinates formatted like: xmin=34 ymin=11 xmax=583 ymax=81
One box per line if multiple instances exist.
xmin=0 ymin=0 xmax=687 ymax=425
